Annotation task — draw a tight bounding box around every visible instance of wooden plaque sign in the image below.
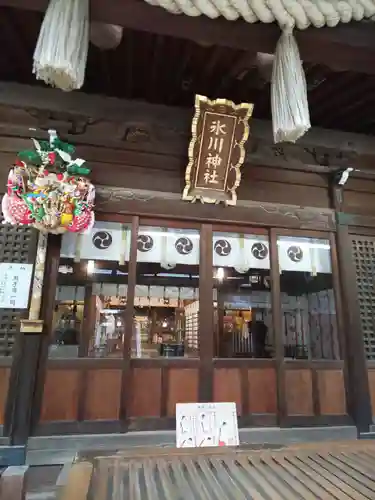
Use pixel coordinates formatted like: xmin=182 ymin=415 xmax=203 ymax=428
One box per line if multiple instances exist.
xmin=183 ymin=95 xmax=253 ymax=206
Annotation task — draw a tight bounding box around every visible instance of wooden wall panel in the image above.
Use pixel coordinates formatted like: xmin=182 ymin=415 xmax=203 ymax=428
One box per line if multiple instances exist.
xmin=0 ymin=368 xmax=10 ymax=425
xmin=213 ymin=369 xmax=242 ymax=414
xmin=83 ymin=369 xmax=121 ymax=420
xmin=238 ymin=180 xmax=330 ymax=209
xmin=285 ymin=369 xmax=314 ymax=415
xmin=128 ymin=368 xmax=162 ymax=418
xmin=318 ymin=369 xmax=347 ymax=415
xmin=0 ymin=129 xmax=331 ymax=210
xmin=248 ymin=368 xmax=277 ymax=414
xmin=344 ymin=189 xmax=375 ymax=216
xmin=0 ymin=155 xmax=330 ymax=210
xmin=167 ymin=369 xmax=198 ymax=417
xmin=40 ymin=369 xmax=80 ymax=422
xmin=5 ymin=86 xmax=375 ymax=217
xmin=368 ymin=370 xmax=375 ymax=416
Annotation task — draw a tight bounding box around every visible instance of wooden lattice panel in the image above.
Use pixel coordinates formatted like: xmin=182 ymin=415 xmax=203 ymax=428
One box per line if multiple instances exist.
xmin=0 ymin=207 xmax=37 ymax=356
xmin=352 ymin=236 xmax=375 ymax=360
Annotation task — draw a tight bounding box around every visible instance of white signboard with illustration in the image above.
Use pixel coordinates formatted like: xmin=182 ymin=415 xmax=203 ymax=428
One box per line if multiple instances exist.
xmin=176 ymin=402 xmax=239 ymax=448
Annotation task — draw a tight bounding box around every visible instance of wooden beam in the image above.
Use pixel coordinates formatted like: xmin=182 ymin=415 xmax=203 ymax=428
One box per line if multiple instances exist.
xmin=4 ymin=81 xmax=375 ymax=218
xmin=1 ymin=0 xmax=375 ymax=73
xmin=95 ymin=187 xmax=336 ymax=230
xmin=337 ymin=212 xmax=375 ymax=229
xmin=3 ymin=81 xmax=375 ymax=215
xmin=0 ymin=81 xmax=371 ymax=154
xmin=0 ymin=81 xmax=371 ymax=175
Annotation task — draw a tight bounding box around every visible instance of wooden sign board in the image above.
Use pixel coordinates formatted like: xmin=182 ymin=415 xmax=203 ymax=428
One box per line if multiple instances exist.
xmin=183 ymin=95 xmax=253 ymax=206
xmin=176 ymin=402 xmax=239 ymax=448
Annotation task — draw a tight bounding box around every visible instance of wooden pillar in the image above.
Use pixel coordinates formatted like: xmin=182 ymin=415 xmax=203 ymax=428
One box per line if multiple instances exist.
xmin=216 ymin=290 xmax=225 ymax=358
xmin=120 ymin=216 xmax=139 ymax=422
xmin=331 ymin=185 xmax=372 ymax=432
xmin=270 ymin=229 xmax=286 ymax=424
xmin=150 ymin=309 xmax=157 ymax=343
xmin=28 ymin=235 xmax=61 ymax=438
xmin=79 ymin=285 xmax=95 ymax=357
xmin=199 ymin=224 xmax=214 ymax=402
xmin=335 ymin=219 xmax=372 ymax=430
xmin=2 ymin=225 xmax=42 ymax=444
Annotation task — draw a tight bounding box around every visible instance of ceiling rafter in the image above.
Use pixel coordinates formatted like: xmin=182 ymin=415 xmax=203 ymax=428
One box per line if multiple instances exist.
xmin=215 ymin=51 xmax=256 ymax=96
xmin=168 ymin=44 xmax=193 ymax=105
xmin=311 ymin=73 xmax=362 ymax=123
xmin=335 ymin=95 xmax=375 ymax=132
xmin=196 ymin=46 xmax=224 ymax=96
xmin=150 ymin=35 xmax=163 ymax=103
xmin=1 ymin=0 xmax=375 ymax=74
xmin=0 ymin=8 xmax=29 ymax=80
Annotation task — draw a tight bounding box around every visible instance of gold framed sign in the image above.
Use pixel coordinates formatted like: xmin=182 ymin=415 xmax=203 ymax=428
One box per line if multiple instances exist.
xmin=182 ymin=95 xmax=253 ymax=206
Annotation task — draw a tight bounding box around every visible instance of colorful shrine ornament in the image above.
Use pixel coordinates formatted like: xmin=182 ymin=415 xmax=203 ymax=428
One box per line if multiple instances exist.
xmin=2 ymin=130 xmax=95 ymax=234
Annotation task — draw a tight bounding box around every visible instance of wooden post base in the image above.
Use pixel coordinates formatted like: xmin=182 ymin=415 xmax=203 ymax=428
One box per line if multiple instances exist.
xmin=20 ymin=319 xmax=44 ymax=334
xmin=0 ymin=466 xmax=29 ymax=500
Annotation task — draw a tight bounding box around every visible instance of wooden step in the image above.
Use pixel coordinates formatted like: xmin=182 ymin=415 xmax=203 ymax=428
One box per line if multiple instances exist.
xmin=57 ymin=441 xmax=375 ymax=499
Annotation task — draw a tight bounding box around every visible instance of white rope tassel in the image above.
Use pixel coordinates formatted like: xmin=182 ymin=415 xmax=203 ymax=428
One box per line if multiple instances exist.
xmin=271 ymin=30 xmax=311 ymax=143
xmin=33 ymin=0 xmax=89 ymax=91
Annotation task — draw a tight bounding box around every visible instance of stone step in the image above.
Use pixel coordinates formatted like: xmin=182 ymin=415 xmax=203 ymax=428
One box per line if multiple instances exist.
xmin=26 ymin=489 xmax=57 ymax=500
xmin=25 ymin=465 xmax=62 ymax=500
xmin=27 ymin=426 xmax=357 ymax=451
xmin=0 ymin=446 xmax=25 ymax=466
xmin=359 ymin=431 xmax=375 ymax=440
xmin=26 ymin=427 xmax=358 ymax=466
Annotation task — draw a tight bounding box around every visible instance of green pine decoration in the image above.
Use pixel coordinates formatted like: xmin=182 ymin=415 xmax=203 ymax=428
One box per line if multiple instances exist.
xmin=17 ymin=131 xmax=90 ymax=175
xmin=18 ymin=150 xmax=43 ymax=165
xmin=67 ymin=164 xmax=91 ymax=176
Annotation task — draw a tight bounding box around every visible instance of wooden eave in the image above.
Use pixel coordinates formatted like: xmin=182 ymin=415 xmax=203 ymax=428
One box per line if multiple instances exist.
xmin=1 ymin=0 xmax=375 ymax=74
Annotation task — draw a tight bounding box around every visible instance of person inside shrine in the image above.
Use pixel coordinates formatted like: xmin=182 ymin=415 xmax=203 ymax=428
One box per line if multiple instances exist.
xmin=249 ymin=319 xmax=268 ymax=358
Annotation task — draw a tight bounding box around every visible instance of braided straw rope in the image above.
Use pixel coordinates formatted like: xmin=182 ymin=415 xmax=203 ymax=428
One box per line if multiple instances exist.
xmin=144 ymin=0 xmax=375 ymax=28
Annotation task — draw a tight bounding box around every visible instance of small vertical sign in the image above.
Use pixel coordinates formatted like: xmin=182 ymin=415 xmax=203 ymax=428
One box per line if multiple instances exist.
xmin=0 ymin=263 xmax=33 ymax=309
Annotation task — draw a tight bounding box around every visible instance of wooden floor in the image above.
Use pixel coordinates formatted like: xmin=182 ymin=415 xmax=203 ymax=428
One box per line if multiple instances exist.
xmin=4 ymin=441 xmax=375 ymax=499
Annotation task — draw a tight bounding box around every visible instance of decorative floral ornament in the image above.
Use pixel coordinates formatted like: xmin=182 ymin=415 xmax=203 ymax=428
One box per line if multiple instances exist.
xmin=2 ymin=130 xmax=95 ymax=234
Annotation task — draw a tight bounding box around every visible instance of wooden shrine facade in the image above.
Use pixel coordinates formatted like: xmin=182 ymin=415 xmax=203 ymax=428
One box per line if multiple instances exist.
xmin=0 ymin=83 xmax=375 ymax=443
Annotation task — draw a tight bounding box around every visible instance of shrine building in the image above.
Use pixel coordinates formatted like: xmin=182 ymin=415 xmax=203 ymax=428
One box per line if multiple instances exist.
xmin=0 ymin=0 xmax=374 ymax=456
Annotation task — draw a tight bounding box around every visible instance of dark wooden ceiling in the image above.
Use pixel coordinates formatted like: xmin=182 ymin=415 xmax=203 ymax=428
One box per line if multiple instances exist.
xmin=1 ymin=6 xmax=375 ymax=136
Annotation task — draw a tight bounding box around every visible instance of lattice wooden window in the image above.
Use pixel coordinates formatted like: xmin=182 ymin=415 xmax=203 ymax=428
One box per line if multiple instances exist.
xmin=0 ymin=208 xmax=37 ymax=356
xmin=352 ymin=237 xmax=375 ymax=360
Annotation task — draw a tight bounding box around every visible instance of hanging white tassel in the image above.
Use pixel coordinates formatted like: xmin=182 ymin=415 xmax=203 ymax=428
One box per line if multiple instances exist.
xmin=33 ymin=0 xmax=89 ymax=91
xmin=271 ymin=30 xmax=311 ymax=143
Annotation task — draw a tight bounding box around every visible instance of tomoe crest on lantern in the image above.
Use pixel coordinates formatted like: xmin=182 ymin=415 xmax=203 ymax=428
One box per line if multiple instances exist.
xmin=2 ymin=129 xmax=95 ymax=234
